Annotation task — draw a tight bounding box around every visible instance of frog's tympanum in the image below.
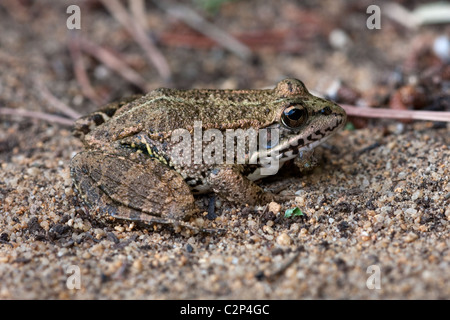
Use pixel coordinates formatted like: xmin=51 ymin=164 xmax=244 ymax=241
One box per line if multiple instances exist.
xmin=70 ymin=79 xmax=346 ymax=233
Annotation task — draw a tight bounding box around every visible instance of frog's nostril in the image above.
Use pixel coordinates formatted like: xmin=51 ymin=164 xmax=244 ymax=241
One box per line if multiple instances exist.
xmin=320 ymin=106 xmax=332 ymax=115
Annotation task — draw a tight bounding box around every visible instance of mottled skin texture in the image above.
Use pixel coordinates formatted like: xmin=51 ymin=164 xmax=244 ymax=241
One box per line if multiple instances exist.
xmin=70 ymin=79 xmax=346 ymax=233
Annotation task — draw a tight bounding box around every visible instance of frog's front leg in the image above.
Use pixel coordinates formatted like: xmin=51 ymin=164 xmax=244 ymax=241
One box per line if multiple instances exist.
xmin=70 ymin=150 xmax=218 ymax=233
xmin=207 ymin=165 xmax=278 ymax=205
xmin=294 ymin=150 xmax=318 ymax=173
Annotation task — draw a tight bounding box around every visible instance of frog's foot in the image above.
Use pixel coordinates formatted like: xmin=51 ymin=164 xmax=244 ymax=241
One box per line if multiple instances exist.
xmin=294 ymin=150 xmax=318 ymax=173
xmin=71 ymin=151 xmax=223 ymax=234
xmin=269 ymin=180 xmax=293 ymax=194
xmin=272 ymin=193 xmax=296 ymax=203
xmin=207 ymin=166 xmax=276 ymax=206
xmin=266 ymin=181 xmax=296 ymax=203
xmin=107 ymin=208 xmax=225 ymax=235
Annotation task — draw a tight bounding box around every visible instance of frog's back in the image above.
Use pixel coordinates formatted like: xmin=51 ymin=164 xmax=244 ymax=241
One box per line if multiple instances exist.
xmin=80 ymin=86 xmax=281 ymax=147
xmin=131 ymin=87 xmax=279 ymax=129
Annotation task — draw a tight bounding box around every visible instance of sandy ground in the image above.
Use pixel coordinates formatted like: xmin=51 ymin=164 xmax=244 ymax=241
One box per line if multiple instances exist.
xmin=0 ymin=1 xmax=449 ymax=299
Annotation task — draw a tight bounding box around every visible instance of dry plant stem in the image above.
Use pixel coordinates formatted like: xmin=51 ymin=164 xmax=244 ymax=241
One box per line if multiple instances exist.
xmin=68 ymin=33 xmax=104 ymax=106
xmin=0 ymin=107 xmax=74 ymax=126
xmin=78 ymin=37 xmax=152 ymax=92
xmin=0 ymin=0 xmax=29 ymax=22
xmin=35 ymin=80 xmax=82 ymax=120
xmin=384 ymin=2 xmax=450 ymax=27
xmin=100 ymin=0 xmax=171 ymax=82
xmin=156 ymin=2 xmax=253 ymax=61
xmin=265 ymin=249 xmax=301 ymax=281
xmin=383 ymin=3 xmax=420 ymax=29
xmin=342 ymin=104 xmax=450 ymax=122
xmin=129 ymin=0 xmax=148 ymax=31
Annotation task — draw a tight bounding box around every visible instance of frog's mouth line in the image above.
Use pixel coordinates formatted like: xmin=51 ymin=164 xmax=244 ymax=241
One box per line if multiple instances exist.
xmin=251 ymin=117 xmax=344 ymax=164
xmin=272 ymin=134 xmax=329 ymax=164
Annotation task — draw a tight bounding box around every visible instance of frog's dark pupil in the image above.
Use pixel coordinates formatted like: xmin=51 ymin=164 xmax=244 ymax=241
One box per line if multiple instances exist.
xmin=286 ymin=108 xmax=303 ymax=120
xmin=282 ymin=104 xmax=308 ymax=129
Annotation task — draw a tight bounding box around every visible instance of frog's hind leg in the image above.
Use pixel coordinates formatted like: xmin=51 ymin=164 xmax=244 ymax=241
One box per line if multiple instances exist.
xmin=70 ymin=150 xmax=222 ymax=234
xmin=109 ymin=210 xmax=224 ymax=235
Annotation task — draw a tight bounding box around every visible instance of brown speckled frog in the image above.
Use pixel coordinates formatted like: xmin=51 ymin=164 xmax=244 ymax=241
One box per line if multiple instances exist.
xmin=70 ymin=79 xmax=346 ymax=233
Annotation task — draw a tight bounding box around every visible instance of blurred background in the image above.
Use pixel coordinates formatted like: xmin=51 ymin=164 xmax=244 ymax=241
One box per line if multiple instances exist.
xmin=0 ymin=0 xmax=448 ymax=121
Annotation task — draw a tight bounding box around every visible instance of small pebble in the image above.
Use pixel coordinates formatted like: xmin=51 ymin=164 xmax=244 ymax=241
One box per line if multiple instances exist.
xmin=268 ymin=202 xmax=281 ymax=214
xmin=433 ymin=35 xmax=450 ymax=62
xmin=405 ymin=232 xmax=419 ymax=243
xmin=276 ymin=233 xmax=292 ymax=246
xmin=132 ymin=259 xmax=143 ymax=272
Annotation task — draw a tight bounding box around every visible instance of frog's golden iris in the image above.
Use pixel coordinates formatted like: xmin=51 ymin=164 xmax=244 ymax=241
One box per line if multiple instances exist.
xmin=281 ymin=103 xmax=309 ymax=130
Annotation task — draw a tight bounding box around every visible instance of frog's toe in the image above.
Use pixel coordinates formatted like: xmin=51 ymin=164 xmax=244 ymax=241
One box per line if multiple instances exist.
xmin=106 ymin=207 xmax=225 ymax=235
xmin=273 ymin=194 xmax=296 ymax=203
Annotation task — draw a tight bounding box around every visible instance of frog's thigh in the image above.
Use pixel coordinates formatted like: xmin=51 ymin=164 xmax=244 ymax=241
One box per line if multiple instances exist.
xmin=207 ymin=166 xmax=274 ymax=205
xmin=70 ymin=151 xmax=197 ymax=222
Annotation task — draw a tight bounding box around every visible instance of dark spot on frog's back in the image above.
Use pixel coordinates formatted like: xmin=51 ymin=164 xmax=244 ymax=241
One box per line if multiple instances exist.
xmin=88 ymin=113 xmax=104 ymax=126
xmin=104 ymin=107 xmax=118 ymax=118
xmin=76 ymin=124 xmax=90 ymax=136
xmin=307 ymin=134 xmax=318 ymax=142
xmin=287 ymin=82 xmax=293 ymax=93
xmin=226 ymin=95 xmax=244 ymax=103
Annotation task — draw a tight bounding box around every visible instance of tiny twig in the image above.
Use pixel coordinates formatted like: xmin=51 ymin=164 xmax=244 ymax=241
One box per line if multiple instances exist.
xmin=100 ymin=0 xmax=171 ymax=82
xmin=112 ymin=259 xmax=129 ymax=280
xmin=155 ymin=2 xmax=253 ymax=61
xmin=34 ymin=80 xmax=82 ymax=120
xmin=0 ymin=0 xmax=29 ymax=22
xmin=129 ymin=0 xmax=148 ymax=31
xmin=68 ymin=33 xmax=105 ymax=106
xmin=0 ymin=107 xmax=74 ymax=126
xmin=384 ymin=2 xmax=450 ymax=28
xmin=78 ymin=37 xmax=152 ymax=92
xmin=264 ymin=248 xmax=302 ymax=282
xmin=383 ymin=3 xmax=420 ymax=29
xmin=342 ymin=104 xmax=450 ymax=122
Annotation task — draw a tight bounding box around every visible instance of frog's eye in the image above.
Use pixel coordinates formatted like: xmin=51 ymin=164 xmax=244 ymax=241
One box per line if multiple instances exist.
xmin=281 ymin=104 xmax=308 ymax=130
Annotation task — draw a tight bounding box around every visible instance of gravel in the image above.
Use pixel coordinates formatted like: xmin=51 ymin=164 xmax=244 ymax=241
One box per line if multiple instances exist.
xmin=0 ymin=120 xmax=448 ymax=299
xmin=0 ymin=0 xmax=449 ymax=300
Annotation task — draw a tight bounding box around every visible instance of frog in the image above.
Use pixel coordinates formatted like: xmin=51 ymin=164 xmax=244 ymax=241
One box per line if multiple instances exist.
xmin=70 ymin=79 xmax=346 ymax=233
